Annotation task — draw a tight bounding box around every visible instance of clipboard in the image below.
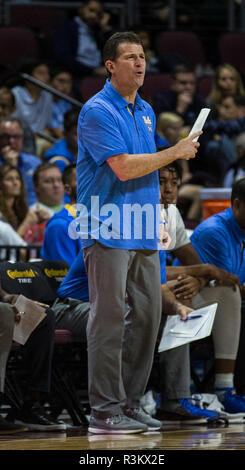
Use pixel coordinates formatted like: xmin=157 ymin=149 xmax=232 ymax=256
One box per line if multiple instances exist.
xmin=158 ymin=303 xmax=218 ymax=352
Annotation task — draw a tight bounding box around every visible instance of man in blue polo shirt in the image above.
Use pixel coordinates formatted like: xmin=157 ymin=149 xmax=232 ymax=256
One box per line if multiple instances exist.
xmin=76 ymin=30 xmax=201 ymax=435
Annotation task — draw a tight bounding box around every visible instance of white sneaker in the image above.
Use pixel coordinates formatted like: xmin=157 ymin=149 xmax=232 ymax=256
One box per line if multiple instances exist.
xmin=191 ymin=393 xmax=245 ymax=423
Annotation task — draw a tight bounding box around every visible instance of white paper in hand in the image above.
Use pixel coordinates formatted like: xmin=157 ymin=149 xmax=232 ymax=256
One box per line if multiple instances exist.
xmin=189 ymin=108 xmax=211 ymax=141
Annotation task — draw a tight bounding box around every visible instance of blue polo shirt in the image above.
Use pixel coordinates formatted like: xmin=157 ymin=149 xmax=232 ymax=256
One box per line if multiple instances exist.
xmin=190 ymin=206 xmax=245 ymax=284
xmin=41 ymin=206 xmax=81 ymax=266
xmin=76 ymin=79 xmax=160 ymax=250
xmin=57 ymin=249 xmax=89 ymax=302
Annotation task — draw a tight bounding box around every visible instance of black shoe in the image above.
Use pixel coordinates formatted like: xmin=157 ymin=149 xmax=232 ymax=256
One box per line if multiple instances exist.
xmin=0 ymin=415 xmax=28 ymax=434
xmin=6 ymin=403 xmax=66 ymax=432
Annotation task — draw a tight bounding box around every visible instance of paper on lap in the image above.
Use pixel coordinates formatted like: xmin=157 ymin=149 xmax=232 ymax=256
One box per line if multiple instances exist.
xmin=13 ymin=295 xmax=47 ymax=345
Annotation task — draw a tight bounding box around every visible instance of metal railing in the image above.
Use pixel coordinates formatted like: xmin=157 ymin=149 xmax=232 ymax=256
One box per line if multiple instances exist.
xmin=0 ymin=245 xmax=42 ymax=261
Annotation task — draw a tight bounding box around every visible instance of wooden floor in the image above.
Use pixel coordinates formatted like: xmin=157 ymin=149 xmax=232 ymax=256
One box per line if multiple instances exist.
xmin=1 ymin=422 xmax=245 ymax=451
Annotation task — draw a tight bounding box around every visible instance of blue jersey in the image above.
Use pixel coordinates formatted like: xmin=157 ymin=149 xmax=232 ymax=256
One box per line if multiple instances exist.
xmin=57 ymin=249 xmax=89 ymax=302
xmin=41 ymin=206 xmax=81 ymax=266
xmin=191 ymin=206 xmax=245 ymax=284
xmin=76 ymin=79 xmax=160 ymax=250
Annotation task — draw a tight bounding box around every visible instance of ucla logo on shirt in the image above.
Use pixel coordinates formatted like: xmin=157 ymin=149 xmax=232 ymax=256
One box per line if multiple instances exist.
xmin=142 ymin=116 xmax=153 ymax=132
xmin=142 ymin=116 xmax=152 ymax=125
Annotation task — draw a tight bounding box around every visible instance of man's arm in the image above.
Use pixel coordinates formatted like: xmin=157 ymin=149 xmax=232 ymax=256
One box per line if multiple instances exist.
xmin=166 ymin=262 xmax=239 ymax=288
xmin=107 ymin=131 xmax=202 ymax=181
xmin=173 ymin=242 xmax=202 ymax=266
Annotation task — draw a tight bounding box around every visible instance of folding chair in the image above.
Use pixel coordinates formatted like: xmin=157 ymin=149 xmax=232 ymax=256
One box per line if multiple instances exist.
xmin=0 ymin=261 xmax=88 ymax=426
xmin=155 ymin=31 xmax=206 ymax=68
xmin=0 ymin=27 xmax=39 ymax=71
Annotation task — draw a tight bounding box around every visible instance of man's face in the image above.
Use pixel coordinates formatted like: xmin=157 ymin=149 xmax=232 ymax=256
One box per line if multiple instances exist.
xmin=172 ymin=72 xmax=196 ymax=96
xmin=35 ymin=167 xmax=64 ymax=207
xmin=106 ymin=42 xmax=146 ymax=92
xmin=0 ymin=121 xmax=23 ymax=153
xmin=0 ymin=90 xmax=15 ymax=117
xmin=79 ymin=1 xmax=103 ymax=27
xmin=159 ymin=168 xmax=179 ymax=207
xmin=51 ymin=72 xmax=72 ymax=96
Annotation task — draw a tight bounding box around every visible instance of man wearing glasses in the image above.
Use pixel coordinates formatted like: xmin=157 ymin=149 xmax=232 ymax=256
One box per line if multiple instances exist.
xmin=0 ymin=117 xmax=40 ymax=205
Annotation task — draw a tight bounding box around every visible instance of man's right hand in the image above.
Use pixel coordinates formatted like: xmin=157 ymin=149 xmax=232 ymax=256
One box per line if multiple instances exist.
xmin=174 ymin=131 xmax=202 ymax=160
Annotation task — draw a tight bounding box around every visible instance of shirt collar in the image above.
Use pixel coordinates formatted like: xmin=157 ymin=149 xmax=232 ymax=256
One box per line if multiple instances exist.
xmin=103 ymin=79 xmax=146 ymax=111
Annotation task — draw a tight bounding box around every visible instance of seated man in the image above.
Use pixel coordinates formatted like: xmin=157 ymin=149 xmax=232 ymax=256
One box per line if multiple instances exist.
xmin=41 ymin=164 xmax=81 ymax=265
xmin=190 ymin=177 xmax=245 ymax=407
xmin=0 ymin=86 xmax=36 ymax=156
xmin=30 ymin=162 xmax=64 ymax=217
xmin=44 ymin=110 xmax=79 ymax=173
xmin=0 ymin=286 xmax=65 ymax=432
xmin=153 ymin=64 xmax=208 ymax=129
xmin=156 ymin=163 xmax=245 ymax=420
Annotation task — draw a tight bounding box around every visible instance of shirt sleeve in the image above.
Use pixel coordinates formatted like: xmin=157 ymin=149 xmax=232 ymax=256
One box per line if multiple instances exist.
xmin=79 ymin=105 xmax=129 ymax=166
xmin=174 ymin=207 xmax=190 ymax=249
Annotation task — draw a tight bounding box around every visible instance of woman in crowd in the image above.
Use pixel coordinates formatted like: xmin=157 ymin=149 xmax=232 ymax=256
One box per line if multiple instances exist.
xmin=0 ymin=164 xmax=49 ymax=240
xmin=208 ymin=63 xmax=245 ymax=114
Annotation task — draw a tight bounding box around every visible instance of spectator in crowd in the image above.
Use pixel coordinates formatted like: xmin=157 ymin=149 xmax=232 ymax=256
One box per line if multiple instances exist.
xmin=133 ymin=27 xmax=160 ymax=74
xmin=153 ymin=64 xmax=208 ymax=129
xmin=42 ymin=164 xmax=81 ymax=265
xmin=156 ymin=112 xmax=191 ymax=183
xmin=223 ymin=132 xmax=245 ymax=187
xmin=0 ymin=285 xmax=66 ymax=433
xmin=49 ymin=67 xmax=73 ymax=140
xmin=0 ymin=117 xmax=40 ymax=205
xmin=208 ymin=63 xmax=245 ymax=117
xmin=11 ymin=58 xmax=53 ymax=135
xmin=0 ymin=87 xmax=36 ymax=155
xmin=44 ymin=110 xmax=79 ymax=173
xmin=175 ymin=93 xmax=245 ymax=221
xmin=0 ymin=164 xmax=49 ymax=240
xmin=30 ymin=163 xmax=64 ymax=217
xmin=53 ymin=0 xmax=112 ymax=78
